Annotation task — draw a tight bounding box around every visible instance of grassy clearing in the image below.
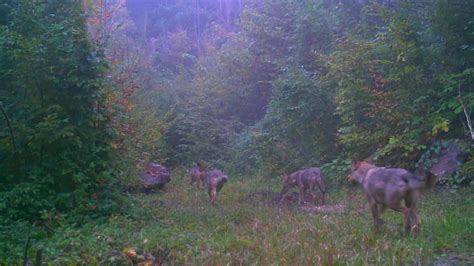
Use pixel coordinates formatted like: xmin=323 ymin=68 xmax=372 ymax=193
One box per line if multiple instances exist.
xmin=2 ymin=172 xmax=473 ymax=264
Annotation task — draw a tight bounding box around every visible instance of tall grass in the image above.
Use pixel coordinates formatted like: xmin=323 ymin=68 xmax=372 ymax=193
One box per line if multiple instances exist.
xmin=2 ymin=173 xmax=473 ymax=264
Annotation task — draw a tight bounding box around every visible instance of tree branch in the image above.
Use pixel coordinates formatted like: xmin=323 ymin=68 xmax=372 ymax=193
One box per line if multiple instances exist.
xmin=0 ymin=101 xmax=17 ymax=151
xmin=457 ymin=83 xmax=473 ymax=141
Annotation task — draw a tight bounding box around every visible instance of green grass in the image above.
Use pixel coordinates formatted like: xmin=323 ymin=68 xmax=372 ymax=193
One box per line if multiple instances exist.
xmin=2 ymin=173 xmax=473 ymax=264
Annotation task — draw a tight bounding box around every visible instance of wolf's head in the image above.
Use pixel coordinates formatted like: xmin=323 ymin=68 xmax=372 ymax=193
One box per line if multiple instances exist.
xmin=280 ymin=174 xmax=296 ymax=195
xmin=349 ymin=160 xmax=374 ymax=183
xmin=221 ymin=175 xmax=228 ymax=183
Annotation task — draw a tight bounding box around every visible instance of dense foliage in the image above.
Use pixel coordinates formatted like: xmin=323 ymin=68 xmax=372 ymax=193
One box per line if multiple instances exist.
xmin=1 ymin=0 xmax=472 ymax=224
xmin=0 ymin=0 xmax=119 ymax=223
xmin=120 ymin=0 xmax=472 ymax=179
xmin=0 ymin=0 xmax=473 ymax=263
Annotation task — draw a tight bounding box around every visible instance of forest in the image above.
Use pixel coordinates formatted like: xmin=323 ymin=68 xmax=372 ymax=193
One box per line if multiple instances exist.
xmin=0 ymin=0 xmax=473 ymax=264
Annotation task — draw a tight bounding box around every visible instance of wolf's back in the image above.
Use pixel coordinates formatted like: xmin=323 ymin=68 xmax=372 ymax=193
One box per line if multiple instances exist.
xmin=290 ymin=168 xmax=325 ymax=191
xmin=368 ymin=167 xmax=434 ymax=191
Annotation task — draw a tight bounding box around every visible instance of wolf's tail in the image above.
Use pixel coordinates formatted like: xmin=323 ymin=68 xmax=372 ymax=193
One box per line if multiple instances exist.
xmin=317 ymin=172 xmax=326 ymax=205
xmin=414 ymin=169 xmax=437 ymax=190
xmin=424 ymin=171 xmax=437 ymax=189
xmin=317 ymin=172 xmax=326 ymax=194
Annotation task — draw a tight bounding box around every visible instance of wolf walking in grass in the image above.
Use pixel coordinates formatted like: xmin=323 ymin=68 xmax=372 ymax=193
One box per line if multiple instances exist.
xmin=349 ymin=160 xmax=437 ymax=236
xmin=280 ymin=167 xmax=326 ymax=206
xmin=189 ymin=166 xmax=206 ymax=188
xmin=205 ymin=169 xmax=228 ymax=205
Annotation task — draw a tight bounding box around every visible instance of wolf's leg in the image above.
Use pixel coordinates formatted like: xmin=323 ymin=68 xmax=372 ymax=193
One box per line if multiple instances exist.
xmin=310 ymin=184 xmax=317 ymax=206
xmin=388 ymin=202 xmax=411 ymax=234
xmin=404 ymin=206 xmax=420 ymax=236
xmin=405 ymin=191 xmax=421 ymax=236
xmin=378 ymin=204 xmax=386 ymax=224
xmin=210 ymin=188 xmax=218 ymax=206
xmin=316 ymin=177 xmax=325 ymax=205
xmin=298 ymin=186 xmax=305 ymax=205
xmin=374 ymin=204 xmax=386 ymax=225
xmin=369 ymin=202 xmax=382 ymax=232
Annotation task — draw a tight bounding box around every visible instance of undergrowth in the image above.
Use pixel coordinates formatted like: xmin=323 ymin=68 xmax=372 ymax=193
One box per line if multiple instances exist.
xmin=1 ymin=173 xmax=473 ymax=264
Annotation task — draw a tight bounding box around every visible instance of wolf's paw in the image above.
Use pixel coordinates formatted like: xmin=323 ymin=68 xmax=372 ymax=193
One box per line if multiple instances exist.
xmin=411 ymin=224 xmax=420 ymax=237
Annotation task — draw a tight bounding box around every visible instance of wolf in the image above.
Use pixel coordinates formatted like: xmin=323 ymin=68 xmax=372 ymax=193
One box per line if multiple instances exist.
xmin=349 ymin=160 xmax=437 ymax=236
xmin=205 ymin=169 xmax=228 ymax=205
xmin=280 ymin=167 xmax=326 ymax=206
xmin=189 ymin=166 xmax=206 ymax=188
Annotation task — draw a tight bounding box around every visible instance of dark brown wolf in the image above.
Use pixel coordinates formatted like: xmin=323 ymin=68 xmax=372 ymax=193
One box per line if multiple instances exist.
xmin=349 ymin=160 xmax=437 ymax=236
xmin=205 ymin=169 xmax=228 ymax=205
xmin=280 ymin=167 xmax=326 ymax=206
xmin=189 ymin=166 xmax=206 ymax=188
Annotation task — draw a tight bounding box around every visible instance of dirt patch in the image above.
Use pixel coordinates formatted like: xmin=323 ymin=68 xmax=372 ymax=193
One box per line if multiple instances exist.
xmin=299 ymin=203 xmax=345 ymax=214
xmin=250 ymin=190 xmax=296 ymax=205
xmin=250 ymin=190 xmax=345 ymax=214
xmin=252 ymin=190 xmax=309 ymax=204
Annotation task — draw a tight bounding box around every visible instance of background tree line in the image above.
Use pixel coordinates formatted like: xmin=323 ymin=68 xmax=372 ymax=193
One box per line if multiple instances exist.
xmin=123 ymin=0 xmax=473 ymax=180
